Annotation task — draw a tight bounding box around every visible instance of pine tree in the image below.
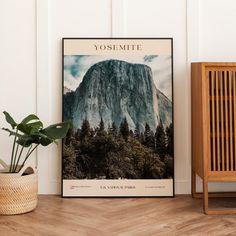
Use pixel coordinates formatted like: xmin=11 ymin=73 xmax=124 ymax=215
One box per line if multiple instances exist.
xmin=90 ymin=128 xmax=95 ymax=137
xmin=166 ymin=123 xmax=173 ymax=156
xmin=75 ymin=128 xmax=81 ymax=139
xmin=134 ymin=123 xmax=141 ymax=141
xmin=144 ymin=123 xmax=155 ymax=149
xmin=80 ymin=119 xmax=90 ymax=141
xmin=144 ymin=123 xmax=151 ymax=140
xmin=108 ymin=123 xmax=112 ymax=134
xmin=119 ymin=117 xmax=129 ymax=140
xmin=65 ymin=128 xmax=74 ymax=146
xmin=111 ymin=122 xmax=117 ymax=136
xmin=129 ymin=129 xmax=134 ymax=138
xmin=99 ymin=118 xmax=105 ymax=131
xmin=155 ymin=120 xmax=167 ymax=160
xmin=140 ymin=132 xmax=145 ymax=144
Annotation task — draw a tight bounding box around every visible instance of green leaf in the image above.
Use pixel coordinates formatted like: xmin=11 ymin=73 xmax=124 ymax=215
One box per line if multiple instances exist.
xmin=36 ymin=132 xmax=54 ymax=146
xmin=17 ymin=136 xmax=34 ymax=147
xmin=42 ymin=121 xmax=72 ymax=140
xmin=17 ymin=121 xmax=43 ymax=135
xmin=18 ymin=114 xmax=43 ymax=135
xmin=3 ymin=111 xmax=17 ymax=129
xmin=20 ymin=114 xmax=41 ymax=125
xmin=40 ymin=137 xmax=53 ymax=146
xmin=2 ymin=112 xmax=71 ymax=149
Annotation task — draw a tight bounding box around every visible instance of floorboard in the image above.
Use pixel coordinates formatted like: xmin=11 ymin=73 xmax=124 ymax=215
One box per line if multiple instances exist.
xmin=0 ymin=195 xmax=236 ymax=236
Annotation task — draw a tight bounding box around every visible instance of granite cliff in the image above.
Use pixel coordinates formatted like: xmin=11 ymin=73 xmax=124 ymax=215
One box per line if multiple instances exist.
xmin=64 ymin=59 xmax=172 ymax=132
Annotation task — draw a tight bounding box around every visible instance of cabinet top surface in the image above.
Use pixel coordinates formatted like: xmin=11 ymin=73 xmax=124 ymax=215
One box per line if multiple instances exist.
xmin=191 ymin=62 xmax=236 ymax=67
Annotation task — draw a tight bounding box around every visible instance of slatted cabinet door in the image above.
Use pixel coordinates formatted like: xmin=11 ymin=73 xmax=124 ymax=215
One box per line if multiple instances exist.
xmin=191 ymin=62 xmax=236 ymax=214
xmin=207 ymin=67 xmax=236 ymax=178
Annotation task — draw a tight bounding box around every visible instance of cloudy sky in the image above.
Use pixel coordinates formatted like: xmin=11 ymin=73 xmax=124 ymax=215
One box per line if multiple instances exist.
xmin=64 ymin=55 xmax=172 ymax=100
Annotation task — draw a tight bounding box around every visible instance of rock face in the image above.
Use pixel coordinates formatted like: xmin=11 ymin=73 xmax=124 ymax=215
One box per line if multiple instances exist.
xmin=156 ymin=89 xmax=172 ymax=128
xmin=64 ymin=59 xmax=172 ymax=132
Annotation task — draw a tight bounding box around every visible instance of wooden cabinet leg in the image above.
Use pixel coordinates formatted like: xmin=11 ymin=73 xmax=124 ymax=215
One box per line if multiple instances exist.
xmin=203 ymin=178 xmax=209 ymax=214
xmin=191 ymin=170 xmax=197 ymax=197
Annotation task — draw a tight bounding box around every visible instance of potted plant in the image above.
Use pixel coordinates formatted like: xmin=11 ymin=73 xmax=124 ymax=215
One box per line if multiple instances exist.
xmin=0 ymin=111 xmax=71 ymax=215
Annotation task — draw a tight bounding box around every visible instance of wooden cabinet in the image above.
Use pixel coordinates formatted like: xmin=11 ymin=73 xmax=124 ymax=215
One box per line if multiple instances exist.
xmin=191 ymin=62 xmax=236 ymax=214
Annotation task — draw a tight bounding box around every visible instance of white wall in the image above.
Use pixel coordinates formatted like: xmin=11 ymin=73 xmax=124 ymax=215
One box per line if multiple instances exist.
xmin=0 ymin=0 xmax=37 ymax=168
xmin=1 ymin=0 xmax=236 ymax=194
xmin=190 ymin=0 xmax=236 ymax=192
xmin=199 ymin=0 xmax=236 ymax=61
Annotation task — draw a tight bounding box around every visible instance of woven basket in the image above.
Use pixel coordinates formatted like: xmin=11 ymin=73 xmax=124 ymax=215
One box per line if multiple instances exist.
xmin=0 ymin=159 xmax=38 ymax=215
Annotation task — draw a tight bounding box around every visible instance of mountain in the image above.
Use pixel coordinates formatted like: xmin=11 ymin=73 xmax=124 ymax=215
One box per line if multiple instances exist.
xmin=156 ymin=89 xmax=172 ymax=128
xmin=63 ymin=59 xmax=172 ymax=132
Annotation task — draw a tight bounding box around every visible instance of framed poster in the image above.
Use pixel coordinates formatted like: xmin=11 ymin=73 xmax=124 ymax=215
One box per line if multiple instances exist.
xmin=62 ymin=38 xmax=174 ymax=197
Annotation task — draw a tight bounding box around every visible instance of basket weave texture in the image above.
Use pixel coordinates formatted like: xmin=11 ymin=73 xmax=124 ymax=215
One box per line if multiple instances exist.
xmin=0 ymin=159 xmax=38 ymax=215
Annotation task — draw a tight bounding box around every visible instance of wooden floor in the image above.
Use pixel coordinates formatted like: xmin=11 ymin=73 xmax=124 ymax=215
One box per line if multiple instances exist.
xmin=1 ymin=195 xmax=236 ymax=236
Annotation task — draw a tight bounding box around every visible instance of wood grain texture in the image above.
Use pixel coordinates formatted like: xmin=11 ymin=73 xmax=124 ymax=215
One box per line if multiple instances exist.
xmin=1 ymin=195 xmax=236 ymax=236
xmin=191 ymin=63 xmax=204 ymax=179
xmin=229 ymin=71 xmax=233 ymax=171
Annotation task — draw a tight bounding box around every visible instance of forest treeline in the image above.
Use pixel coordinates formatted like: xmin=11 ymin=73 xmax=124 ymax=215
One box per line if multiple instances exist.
xmin=63 ymin=118 xmax=173 ymax=180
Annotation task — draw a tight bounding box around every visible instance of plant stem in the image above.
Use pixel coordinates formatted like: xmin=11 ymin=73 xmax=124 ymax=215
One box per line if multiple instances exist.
xmin=13 ymin=145 xmax=24 ymax=172
xmin=9 ymin=130 xmax=18 ymax=172
xmin=12 ymin=143 xmax=19 ymax=172
xmin=26 ymin=144 xmax=33 ymax=157
xmin=18 ymin=144 xmax=39 ymax=173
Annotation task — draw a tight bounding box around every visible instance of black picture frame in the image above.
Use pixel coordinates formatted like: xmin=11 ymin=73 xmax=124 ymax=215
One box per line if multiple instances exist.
xmin=61 ymin=38 xmax=174 ymax=198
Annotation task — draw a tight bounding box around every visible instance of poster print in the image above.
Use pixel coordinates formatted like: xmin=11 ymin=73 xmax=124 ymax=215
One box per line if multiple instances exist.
xmin=62 ymin=38 xmax=174 ymax=197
